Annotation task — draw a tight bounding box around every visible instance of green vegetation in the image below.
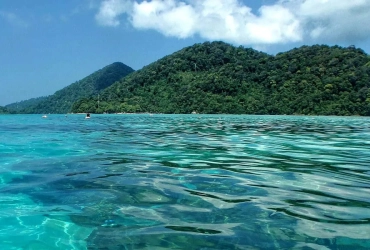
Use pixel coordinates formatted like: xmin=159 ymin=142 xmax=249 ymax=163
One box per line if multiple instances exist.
xmin=6 ymin=42 xmax=370 ymax=116
xmin=6 ymin=62 xmax=134 ymax=114
xmin=72 ymin=42 xmax=370 ymax=116
xmin=6 ymin=96 xmax=47 ymax=113
xmin=0 ymin=106 xmax=9 ymax=114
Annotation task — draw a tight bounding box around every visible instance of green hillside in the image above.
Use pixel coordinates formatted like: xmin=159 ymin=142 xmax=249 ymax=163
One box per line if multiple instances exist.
xmin=7 ymin=62 xmax=134 ymax=114
xmin=6 ymin=96 xmax=47 ymax=113
xmin=72 ymin=42 xmax=370 ymax=116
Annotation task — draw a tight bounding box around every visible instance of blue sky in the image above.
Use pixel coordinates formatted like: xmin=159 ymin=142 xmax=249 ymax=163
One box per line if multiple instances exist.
xmin=1 ymin=0 xmax=370 ymax=106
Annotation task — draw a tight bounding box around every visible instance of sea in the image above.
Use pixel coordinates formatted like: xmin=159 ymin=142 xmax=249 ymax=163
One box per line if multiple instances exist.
xmin=0 ymin=114 xmax=369 ymax=250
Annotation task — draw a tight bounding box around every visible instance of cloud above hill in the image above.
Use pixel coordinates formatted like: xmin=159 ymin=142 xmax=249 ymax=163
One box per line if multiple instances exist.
xmin=95 ymin=0 xmax=370 ymax=45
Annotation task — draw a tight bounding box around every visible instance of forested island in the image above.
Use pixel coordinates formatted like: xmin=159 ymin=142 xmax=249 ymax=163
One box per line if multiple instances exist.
xmin=6 ymin=42 xmax=370 ymax=116
xmin=6 ymin=62 xmax=134 ymax=114
xmin=72 ymin=42 xmax=370 ymax=116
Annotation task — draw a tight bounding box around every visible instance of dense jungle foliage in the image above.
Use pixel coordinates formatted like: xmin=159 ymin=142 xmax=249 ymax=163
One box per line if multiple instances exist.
xmin=72 ymin=42 xmax=370 ymax=115
xmin=6 ymin=62 xmax=134 ymax=114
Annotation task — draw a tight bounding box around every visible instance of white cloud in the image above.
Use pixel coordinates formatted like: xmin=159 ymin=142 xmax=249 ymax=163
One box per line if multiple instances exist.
xmin=282 ymin=0 xmax=370 ymax=43
xmin=190 ymin=1 xmax=301 ymax=44
xmin=131 ymin=0 xmax=197 ymax=38
xmin=244 ymin=5 xmax=301 ymax=44
xmin=95 ymin=0 xmax=132 ymax=26
xmin=0 ymin=11 xmax=28 ymax=27
xmin=95 ymin=0 xmax=370 ymax=45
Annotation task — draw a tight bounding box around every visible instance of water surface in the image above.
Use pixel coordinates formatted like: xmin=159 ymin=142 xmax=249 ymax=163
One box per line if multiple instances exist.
xmin=1 ymin=114 xmax=370 ymax=249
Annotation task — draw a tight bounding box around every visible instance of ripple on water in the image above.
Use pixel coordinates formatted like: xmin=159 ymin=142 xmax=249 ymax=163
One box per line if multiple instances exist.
xmin=1 ymin=114 xmax=370 ymax=249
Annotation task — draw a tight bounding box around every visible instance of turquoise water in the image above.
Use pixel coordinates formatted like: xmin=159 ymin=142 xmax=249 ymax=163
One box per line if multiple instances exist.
xmin=1 ymin=114 xmax=370 ymax=249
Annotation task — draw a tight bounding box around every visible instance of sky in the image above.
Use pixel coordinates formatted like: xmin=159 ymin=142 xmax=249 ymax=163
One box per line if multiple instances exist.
xmin=1 ymin=0 xmax=370 ymax=106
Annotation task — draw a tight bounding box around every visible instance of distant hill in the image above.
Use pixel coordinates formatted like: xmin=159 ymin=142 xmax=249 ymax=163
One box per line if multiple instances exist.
xmin=72 ymin=42 xmax=370 ymax=116
xmin=6 ymin=96 xmax=47 ymax=113
xmin=6 ymin=62 xmax=134 ymax=114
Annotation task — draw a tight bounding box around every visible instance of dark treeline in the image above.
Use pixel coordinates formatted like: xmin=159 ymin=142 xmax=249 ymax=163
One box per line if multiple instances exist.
xmin=72 ymin=42 xmax=370 ymax=116
xmin=0 ymin=106 xmax=9 ymax=114
xmin=6 ymin=62 xmax=134 ymax=114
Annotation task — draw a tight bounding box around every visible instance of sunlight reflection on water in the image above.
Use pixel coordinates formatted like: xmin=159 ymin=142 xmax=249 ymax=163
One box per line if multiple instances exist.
xmin=0 ymin=114 xmax=370 ymax=249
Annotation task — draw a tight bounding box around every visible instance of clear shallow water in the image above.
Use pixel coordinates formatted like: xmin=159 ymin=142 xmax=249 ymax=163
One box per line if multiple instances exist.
xmin=1 ymin=114 xmax=370 ymax=249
